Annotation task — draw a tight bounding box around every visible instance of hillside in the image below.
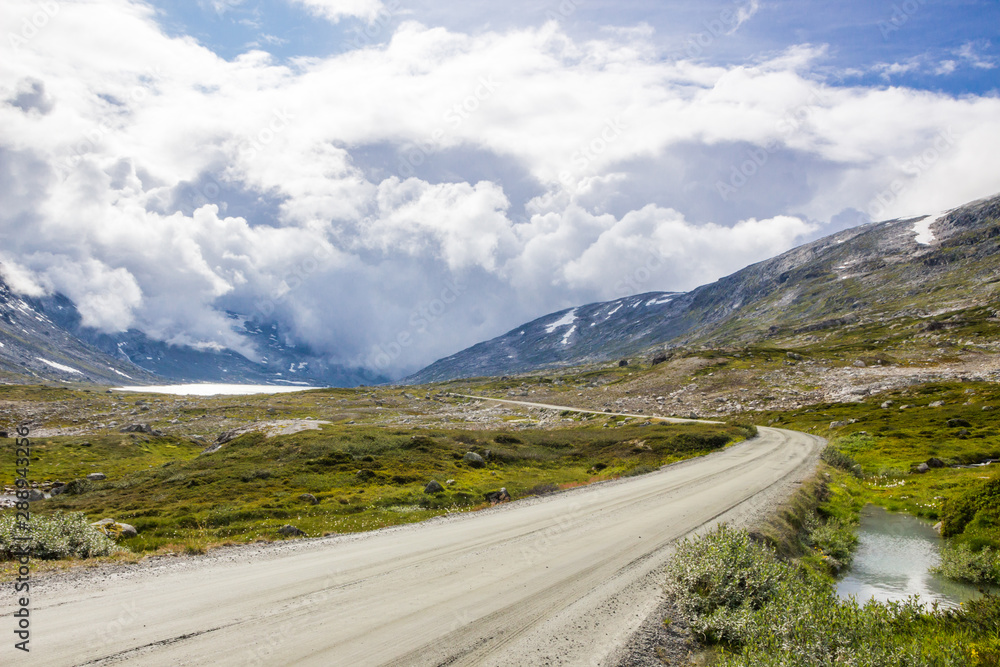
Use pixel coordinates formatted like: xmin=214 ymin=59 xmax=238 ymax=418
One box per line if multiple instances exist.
xmin=408 ymin=194 xmax=1000 ymax=383
xmin=0 ymin=278 xmax=159 ymax=385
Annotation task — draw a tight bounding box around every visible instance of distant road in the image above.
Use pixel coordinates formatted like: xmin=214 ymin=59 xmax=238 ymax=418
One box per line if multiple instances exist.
xmin=448 ymin=393 xmax=724 ymax=424
xmin=5 ymin=408 xmax=822 ymax=667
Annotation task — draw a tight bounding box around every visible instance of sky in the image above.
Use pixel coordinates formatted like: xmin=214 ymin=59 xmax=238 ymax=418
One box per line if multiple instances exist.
xmin=1 ymin=0 xmax=999 ymax=379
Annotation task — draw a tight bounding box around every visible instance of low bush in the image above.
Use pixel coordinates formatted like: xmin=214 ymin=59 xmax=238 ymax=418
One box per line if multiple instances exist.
xmin=934 ymin=542 xmax=1000 ymax=585
xmin=664 ymin=525 xmax=994 ymax=666
xmin=820 ymin=446 xmax=863 ymax=477
xmin=0 ymin=511 xmax=125 ymax=560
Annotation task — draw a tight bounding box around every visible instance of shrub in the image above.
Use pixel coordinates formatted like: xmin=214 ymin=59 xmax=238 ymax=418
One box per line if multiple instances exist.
xmin=0 ymin=511 xmax=126 ymax=560
xmin=941 ymin=472 xmax=1000 ymax=538
xmin=934 ymin=542 xmax=1000 ymax=585
xmin=665 ymin=525 xmax=986 ymax=666
xmin=820 ymin=446 xmax=863 ymax=477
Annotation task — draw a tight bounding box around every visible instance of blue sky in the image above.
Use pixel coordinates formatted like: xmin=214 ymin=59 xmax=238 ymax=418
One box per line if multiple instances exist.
xmin=152 ymin=0 xmax=1000 ymax=95
xmin=1 ymin=0 xmax=999 ymax=378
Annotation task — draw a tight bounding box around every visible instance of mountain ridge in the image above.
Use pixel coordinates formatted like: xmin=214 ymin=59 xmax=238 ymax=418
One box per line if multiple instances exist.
xmin=408 ymin=193 xmax=1000 ymax=383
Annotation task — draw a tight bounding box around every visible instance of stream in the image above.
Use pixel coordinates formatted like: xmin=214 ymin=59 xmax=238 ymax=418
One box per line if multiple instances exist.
xmin=836 ymin=504 xmax=990 ymax=608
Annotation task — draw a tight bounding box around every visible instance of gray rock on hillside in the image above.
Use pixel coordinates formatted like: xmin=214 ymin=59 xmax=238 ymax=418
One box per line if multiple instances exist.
xmin=424 ymin=480 xmax=444 ymax=494
xmin=463 ymin=452 xmax=485 ymax=468
xmin=278 ymin=525 xmax=306 ymax=536
xmin=86 ymin=472 xmax=106 ymax=481
xmin=299 ymin=493 xmax=319 ymax=505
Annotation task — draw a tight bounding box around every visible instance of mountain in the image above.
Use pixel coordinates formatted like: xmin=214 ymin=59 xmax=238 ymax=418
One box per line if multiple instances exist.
xmin=29 ymin=293 xmax=386 ymax=388
xmin=0 ymin=278 xmax=160 ymax=385
xmin=408 ymin=193 xmax=1000 ymax=383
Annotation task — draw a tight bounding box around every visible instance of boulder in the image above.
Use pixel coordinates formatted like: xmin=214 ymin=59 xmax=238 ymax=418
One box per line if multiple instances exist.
xmin=424 ymin=480 xmax=444 ymax=494
xmin=618 ymin=359 xmax=629 ymax=367
xmin=26 ymin=488 xmax=45 ymax=502
xmin=216 ymin=429 xmax=242 ymax=445
xmin=928 ymin=401 xmax=944 ymax=407
xmin=462 ymin=452 xmax=485 ymax=468
xmin=118 ymin=523 xmax=138 ymax=538
xmin=298 ymin=493 xmax=319 ymax=505
xmin=278 ymin=525 xmax=306 ymax=537
xmin=86 ymin=472 xmax=107 ymax=481
xmin=121 ymin=423 xmax=164 ymax=436
xmin=947 ymin=418 xmax=972 ymax=428
xmin=786 ymin=351 xmax=804 ymax=360
xmin=914 ymin=462 xmax=930 ymax=474
xmin=926 ymin=458 xmax=946 ymax=468
xmin=853 ymin=360 xmax=867 ymax=368
xmin=881 ymin=401 xmax=894 ymax=409
xmin=829 ymin=420 xmax=847 ymax=429
xmin=484 ymin=488 xmax=512 ymax=504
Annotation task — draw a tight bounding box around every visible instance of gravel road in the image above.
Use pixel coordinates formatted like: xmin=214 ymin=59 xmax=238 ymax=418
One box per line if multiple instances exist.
xmin=3 ymin=425 xmax=822 ymax=666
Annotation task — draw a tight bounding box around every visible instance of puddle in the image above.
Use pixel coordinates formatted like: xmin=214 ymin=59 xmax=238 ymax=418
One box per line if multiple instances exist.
xmin=836 ymin=504 xmax=991 ymax=608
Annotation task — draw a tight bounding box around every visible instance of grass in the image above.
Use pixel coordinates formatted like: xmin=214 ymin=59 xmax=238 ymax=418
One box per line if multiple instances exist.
xmin=2 ymin=418 xmax=750 ymax=559
xmin=665 ymin=525 xmax=1000 ymax=667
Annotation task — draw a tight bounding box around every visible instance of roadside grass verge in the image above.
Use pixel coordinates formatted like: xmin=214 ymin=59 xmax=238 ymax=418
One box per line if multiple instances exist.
xmin=2 ymin=421 xmax=748 ymax=564
xmin=665 ymin=524 xmax=1000 ymax=666
xmin=751 ymin=380 xmax=1000 ymax=585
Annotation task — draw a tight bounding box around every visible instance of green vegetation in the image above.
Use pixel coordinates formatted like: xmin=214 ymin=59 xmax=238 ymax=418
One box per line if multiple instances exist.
xmin=755 ymin=380 xmax=1000 ymax=586
xmin=665 ymin=525 xmax=1000 ymax=666
xmin=0 ymin=511 xmax=124 ymax=560
xmin=8 ymin=420 xmax=749 ymax=556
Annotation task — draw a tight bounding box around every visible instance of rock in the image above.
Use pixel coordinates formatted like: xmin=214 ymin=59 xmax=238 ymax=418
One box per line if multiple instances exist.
xmin=0 ymin=431 xmax=7 ymax=438
xmin=484 ymin=488 xmax=512 ymax=504
xmin=216 ymin=429 xmax=242 ymax=444
xmin=957 ymin=429 xmax=970 ymax=438
xmin=121 ymin=423 xmax=164 ymax=436
xmin=881 ymin=400 xmax=894 ymax=409
xmin=618 ymin=359 xmax=629 ymax=367
xmin=650 ymin=353 xmax=668 ymax=365
xmin=786 ymin=351 xmax=803 ymax=360
xmin=853 ymin=360 xmax=867 ymax=367
xmin=298 ymin=493 xmax=319 ymax=505
xmin=462 ymin=452 xmax=485 ymax=468
xmin=27 ymin=489 xmax=45 ymax=502
xmin=914 ymin=462 xmax=930 ymax=474
xmin=118 ymin=523 xmax=138 ymax=538
xmin=424 ymin=480 xmax=444 ymax=494
xmin=445 ymin=479 xmax=456 ymax=485
xmin=932 ymin=522 xmax=942 ymax=534
xmin=928 ymin=401 xmax=944 ymax=407
xmin=926 ymin=458 xmax=946 ymax=468
xmin=829 ymin=420 xmax=847 ymax=429
xmin=278 ymin=525 xmax=306 ymax=537
xmin=983 ymin=406 xmax=995 ymax=411
xmin=86 ymin=472 xmax=106 ymax=481
xmin=947 ymin=418 xmax=972 ymax=428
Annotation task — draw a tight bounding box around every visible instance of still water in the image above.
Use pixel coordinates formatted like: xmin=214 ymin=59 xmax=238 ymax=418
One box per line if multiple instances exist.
xmin=113 ymin=383 xmax=319 ymax=396
xmin=836 ymin=504 xmax=987 ymax=608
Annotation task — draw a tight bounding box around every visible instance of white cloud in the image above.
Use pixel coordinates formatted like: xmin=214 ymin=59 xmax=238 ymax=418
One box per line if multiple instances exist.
xmin=1 ymin=1 xmax=999 ymax=376
xmin=287 ymin=0 xmax=387 ymax=23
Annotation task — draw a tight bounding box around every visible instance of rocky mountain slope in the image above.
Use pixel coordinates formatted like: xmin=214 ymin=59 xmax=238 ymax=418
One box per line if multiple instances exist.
xmin=27 ymin=293 xmax=385 ymax=387
xmin=0 ymin=279 xmax=159 ymax=385
xmin=409 ymin=193 xmax=1000 ymax=383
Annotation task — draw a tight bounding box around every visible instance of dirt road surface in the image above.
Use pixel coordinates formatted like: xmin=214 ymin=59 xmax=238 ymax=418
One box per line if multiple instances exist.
xmin=4 ymin=425 xmax=822 ymax=666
